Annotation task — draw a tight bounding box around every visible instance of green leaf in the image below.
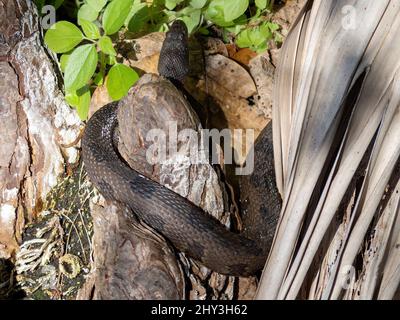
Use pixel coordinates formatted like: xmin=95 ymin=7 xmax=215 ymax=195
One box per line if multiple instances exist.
xmin=79 ymin=19 xmax=100 ymax=39
xmin=44 ymin=21 xmax=84 ymax=53
xmin=205 ymin=0 xmax=234 ymax=27
xmin=225 ymin=25 xmax=244 ymax=36
xmin=107 ymin=54 xmax=117 ymax=65
xmin=66 ymin=86 xmax=91 ymax=120
xmin=86 ymin=0 xmax=108 ymax=11
xmin=250 ymin=27 xmax=269 ymax=47
xmin=76 ymin=87 xmax=91 ymax=120
xmin=198 ymin=27 xmax=210 ymax=35
xmin=65 ymin=91 xmax=80 ymax=106
xmin=236 ymin=20 xmax=274 ymax=51
xmin=189 ymin=0 xmax=207 ymax=9
xmin=103 ymin=0 xmax=133 ymax=35
xmin=180 ymin=9 xmax=201 ymax=33
xmin=255 ymin=41 xmax=268 ymax=53
xmin=35 ymin=0 xmax=45 ymax=11
xmin=258 ymin=21 xmax=274 ymax=42
xmin=98 ymin=35 xmax=116 ymax=56
xmin=64 ymin=44 xmax=98 ymax=91
xmin=255 ymin=0 xmax=268 ymax=10
xmin=236 ymin=29 xmax=252 ymax=48
xmin=60 ymin=53 xmax=70 ymax=72
xmin=223 ymin=0 xmax=249 ymax=22
xmin=106 ymin=64 xmax=139 ymax=100
xmin=77 ymin=4 xmax=99 ymax=23
xmin=127 ymin=3 xmax=150 ymax=32
xmin=267 ymin=22 xmax=280 ymax=32
xmin=93 ymin=72 xmax=104 ymax=86
xmin=53 ymin=0 xmax=65 ymax=9
xmin=165 ymin=0 xmax=184 ymax=10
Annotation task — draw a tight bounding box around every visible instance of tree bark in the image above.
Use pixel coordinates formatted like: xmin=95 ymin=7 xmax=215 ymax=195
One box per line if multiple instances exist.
xmin=0 ymin=0 xmax=81 ymax=260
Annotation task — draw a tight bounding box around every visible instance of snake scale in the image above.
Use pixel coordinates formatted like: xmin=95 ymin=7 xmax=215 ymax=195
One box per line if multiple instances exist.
xmin=82 ymin=21 xmax=281 ymax=276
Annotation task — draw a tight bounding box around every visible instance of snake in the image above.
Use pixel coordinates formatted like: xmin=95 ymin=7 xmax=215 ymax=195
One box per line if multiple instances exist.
xmin=82 ymin=20 xmax=282 ymax=276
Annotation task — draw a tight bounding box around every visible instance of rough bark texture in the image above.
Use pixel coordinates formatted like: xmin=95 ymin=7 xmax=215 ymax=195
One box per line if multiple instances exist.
xmin=77 ymin=203 xmax=185 ymax=300
xmin=0 ymin=0 xmax=81 ymax=260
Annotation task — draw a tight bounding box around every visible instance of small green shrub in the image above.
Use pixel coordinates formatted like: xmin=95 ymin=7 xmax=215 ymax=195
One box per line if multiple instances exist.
xmin=43 ymin=0 xmax=281 ymax=120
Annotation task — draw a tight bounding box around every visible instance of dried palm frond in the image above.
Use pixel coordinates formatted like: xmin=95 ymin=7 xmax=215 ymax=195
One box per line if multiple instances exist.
xmin=257 ymin=0 xmax=400 ymax=300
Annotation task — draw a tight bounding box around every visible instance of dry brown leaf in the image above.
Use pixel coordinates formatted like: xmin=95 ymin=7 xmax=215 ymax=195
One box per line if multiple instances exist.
xmin=206 ymin=54 xmax=257 ymax=99
xmin=232 ymin=48 xmax=258 ymax=66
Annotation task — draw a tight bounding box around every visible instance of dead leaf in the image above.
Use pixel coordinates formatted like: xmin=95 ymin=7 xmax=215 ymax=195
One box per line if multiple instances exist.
xmin=205 ymin=54 xmax=257 ymax=99
xmin=232 ymin=48 xmax=258 ymax=66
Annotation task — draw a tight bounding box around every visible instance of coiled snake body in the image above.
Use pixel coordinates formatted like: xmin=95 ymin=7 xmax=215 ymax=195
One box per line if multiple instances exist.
xmin=82 ymin=21 xmax=281 ymax=276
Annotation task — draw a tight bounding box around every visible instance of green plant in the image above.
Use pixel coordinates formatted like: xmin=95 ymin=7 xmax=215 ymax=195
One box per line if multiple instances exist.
xmin=45 ymin=0 xmax=139 ymax=120
xmin=43 ymin=0 xmax=281 ymax=120
xmin=235 ymin=20 xmax=281 ymax=53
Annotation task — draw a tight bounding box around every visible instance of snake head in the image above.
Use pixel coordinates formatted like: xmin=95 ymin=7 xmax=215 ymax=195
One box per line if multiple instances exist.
xmin=167 ymin=20 xmax=188 ymax=41
xmin=158 ymin=20 xmax=189 ymax=83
